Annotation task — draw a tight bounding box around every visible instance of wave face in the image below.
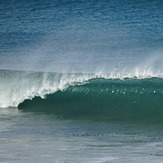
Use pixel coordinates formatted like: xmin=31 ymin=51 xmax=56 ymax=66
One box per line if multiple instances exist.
xmin=1 ymin=70 xmax=162 ymax=123
xmin=18 ymin=77 xmax=163 ymax=123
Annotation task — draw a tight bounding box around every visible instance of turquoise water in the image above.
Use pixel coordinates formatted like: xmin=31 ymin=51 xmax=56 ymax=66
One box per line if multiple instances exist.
xmin=19 ymin=74 xmax=163 ymax=123
xmin=0 ymin=0 xmax=163 ymax=162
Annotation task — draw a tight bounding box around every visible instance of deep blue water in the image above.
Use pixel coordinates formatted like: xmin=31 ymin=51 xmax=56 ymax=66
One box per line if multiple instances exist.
xmin=0 ymin=0 xmax=163 ymax=72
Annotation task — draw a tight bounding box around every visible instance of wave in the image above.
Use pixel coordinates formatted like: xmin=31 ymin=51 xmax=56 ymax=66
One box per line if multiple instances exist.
xmin=18 ymin=77 xmax=163 ymax=123
xmin=1 ymin=70 xmax=163 ymax=123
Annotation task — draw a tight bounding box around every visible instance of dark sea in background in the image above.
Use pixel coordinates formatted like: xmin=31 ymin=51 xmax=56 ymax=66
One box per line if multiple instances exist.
xmin=0 ymin=0 xmax=163 ymax=162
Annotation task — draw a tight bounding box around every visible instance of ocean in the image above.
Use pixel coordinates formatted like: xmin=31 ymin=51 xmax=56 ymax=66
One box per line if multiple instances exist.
xmin=0 ymin=0 xmax=163 ymax=162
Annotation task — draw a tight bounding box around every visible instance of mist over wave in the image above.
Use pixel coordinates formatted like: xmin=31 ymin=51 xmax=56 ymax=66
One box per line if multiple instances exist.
xmin=0 ymin=68 xmax=163 ymax=109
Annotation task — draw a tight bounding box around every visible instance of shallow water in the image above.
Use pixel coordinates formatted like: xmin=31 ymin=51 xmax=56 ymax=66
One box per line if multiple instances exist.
xmin=0 ymin=108 xmax=163 ymax=163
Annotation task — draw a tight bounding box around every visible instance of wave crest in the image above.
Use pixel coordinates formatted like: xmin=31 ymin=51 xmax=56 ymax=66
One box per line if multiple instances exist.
xmin=0 ymin=69 xmax=163 ymax=109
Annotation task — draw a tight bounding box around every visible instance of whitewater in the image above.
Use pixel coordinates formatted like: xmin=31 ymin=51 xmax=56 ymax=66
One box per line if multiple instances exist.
xmin=1 ymin=67 xmax=163 ymax=109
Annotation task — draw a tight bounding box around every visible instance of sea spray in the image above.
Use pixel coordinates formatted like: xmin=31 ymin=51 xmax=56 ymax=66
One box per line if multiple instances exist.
xmin=1 ymin=69 xmax=163 ymax=111
xmin=0 ymin=70 xmax=94 ymax=108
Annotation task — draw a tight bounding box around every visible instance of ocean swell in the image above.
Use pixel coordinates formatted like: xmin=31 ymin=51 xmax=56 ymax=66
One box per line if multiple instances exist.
xmin=17 ymin=75 xmax=163 ymax=123
xmin=1 ymin=69 xmax=163 ymax=123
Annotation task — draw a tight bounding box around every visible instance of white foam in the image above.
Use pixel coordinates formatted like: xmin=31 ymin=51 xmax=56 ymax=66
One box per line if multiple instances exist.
xmin=0 ymin=67 xmax=163 ymax=108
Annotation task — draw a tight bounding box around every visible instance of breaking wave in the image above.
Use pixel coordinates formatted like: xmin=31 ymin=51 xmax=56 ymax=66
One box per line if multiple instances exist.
xmin=1 ymin=70 xmax=163 ymax=123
